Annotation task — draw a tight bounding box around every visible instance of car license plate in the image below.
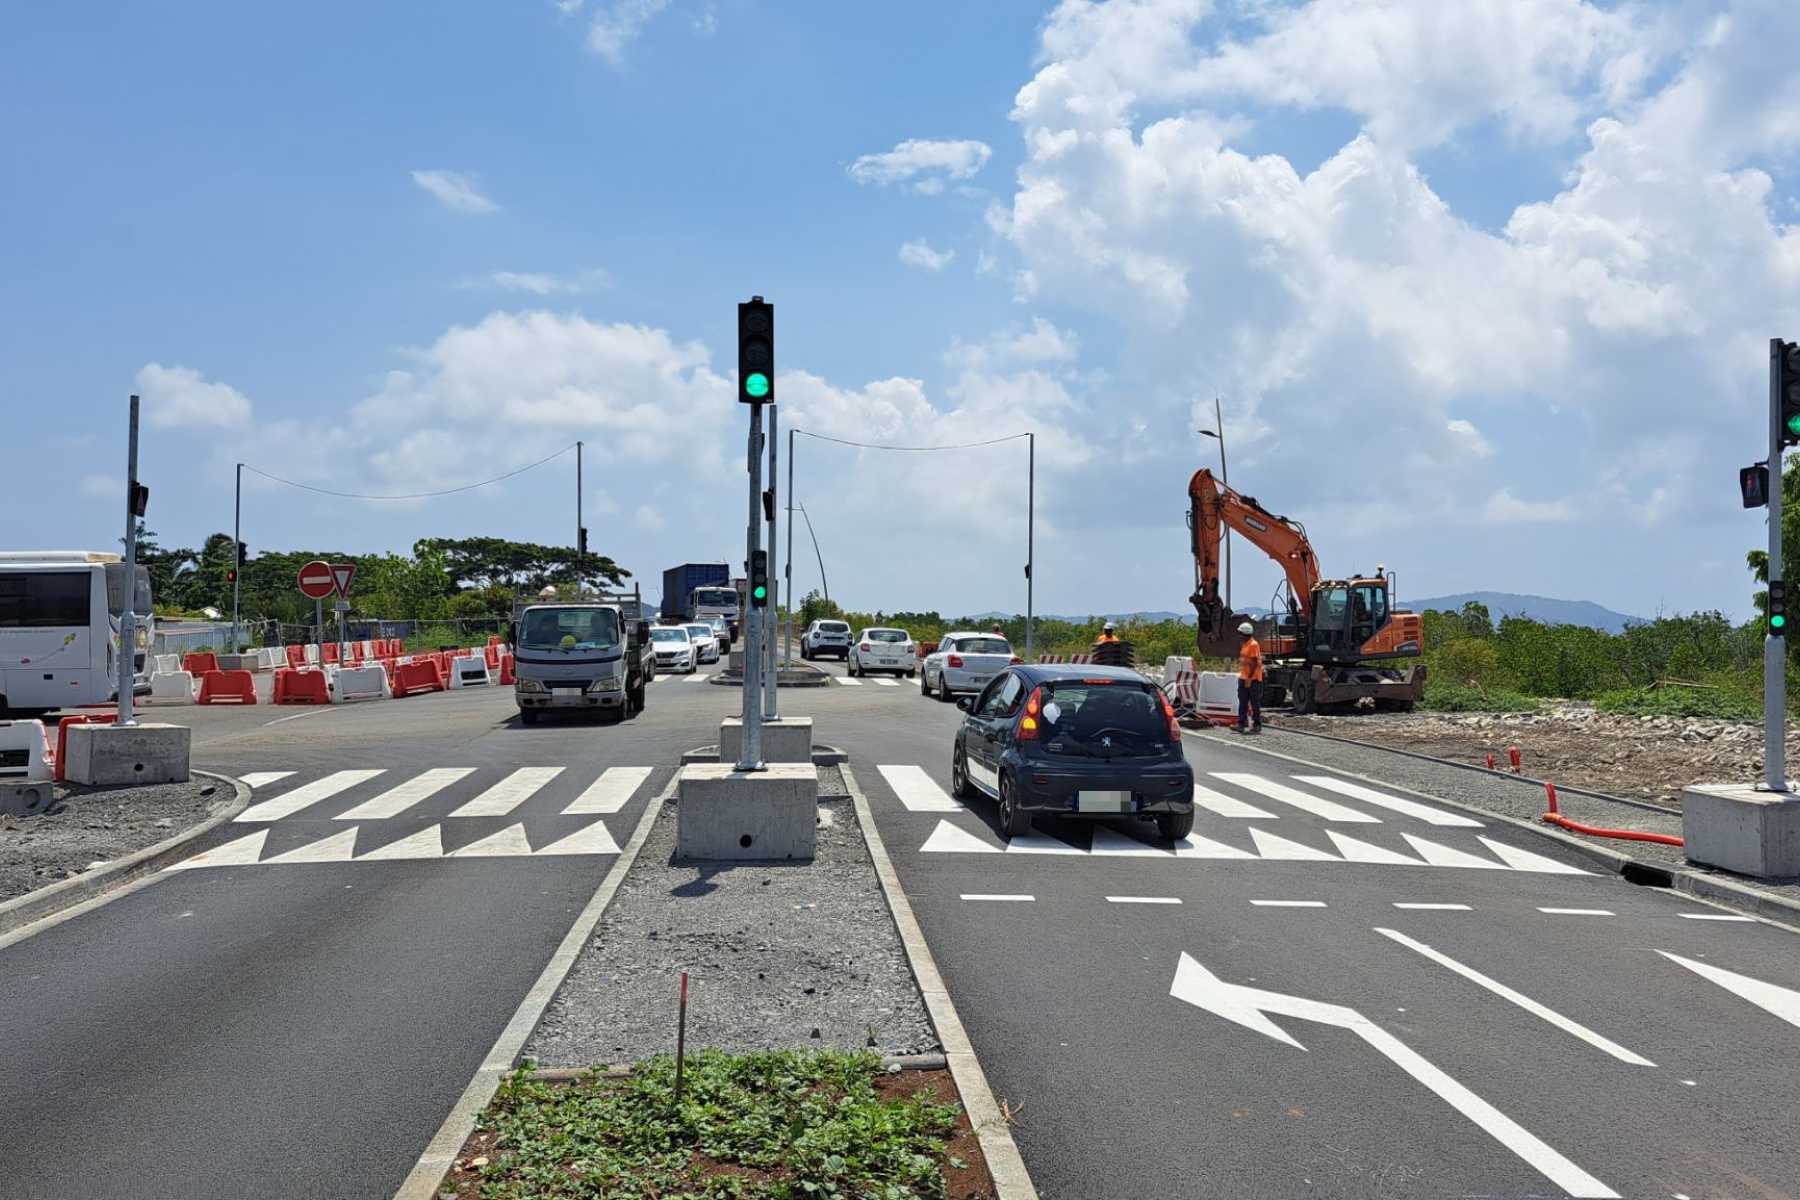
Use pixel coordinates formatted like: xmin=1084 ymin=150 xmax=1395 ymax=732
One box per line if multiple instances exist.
xmin=1078 ymin=790 xmax=1131 ymax=813
xmin=553 ymin=687 xmax=582 ymax=697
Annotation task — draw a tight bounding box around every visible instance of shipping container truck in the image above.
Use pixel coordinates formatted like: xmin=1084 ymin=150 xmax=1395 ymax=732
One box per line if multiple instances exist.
xmin=660 ymin=562 xmax=739 ymax=644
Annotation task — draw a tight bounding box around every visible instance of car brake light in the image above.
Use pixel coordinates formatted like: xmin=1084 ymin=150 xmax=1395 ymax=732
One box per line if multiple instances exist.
xmin=1018 ymin=686 xmax=1043 ymax=740
xmin=1083 ymin=678 xmax=1115 ymax=685
xmin=947 ymin=654 xmax=963 ymax=668
xmin=1010 ymin=656 xmax=1023 ymax=664
xmin=860 ymin=643 xmax=871 ymax=652
xmin=1160 ymin=692 xmax=1181 ymax=742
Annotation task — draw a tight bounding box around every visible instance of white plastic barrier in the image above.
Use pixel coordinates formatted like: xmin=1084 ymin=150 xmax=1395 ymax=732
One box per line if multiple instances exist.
xmin=148 ymin=671 xmax=197 ymax=705
xmin=335 ymin=664 xmax=390 ymax=702
xmin=449 ymin=654 xmax=491 ymax=688
xmin=0 ymin=720 xmax=52 ymax=781
xmin=1164 ymin=655 xmax=1194 ymax=681
xmin=1197 ymin=671 xmax=1239 ymax=722
xmin=305 ymin=645 xmax=321 ymax=665
xmin=256 ymin=648 xmax=280 ymax=671
xmin=151 ymin=654 xmax=182 ymax=678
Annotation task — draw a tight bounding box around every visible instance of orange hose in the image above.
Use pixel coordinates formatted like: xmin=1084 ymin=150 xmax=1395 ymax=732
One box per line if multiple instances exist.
xmin=1541 ymin=781 xmax=1684 ymax=847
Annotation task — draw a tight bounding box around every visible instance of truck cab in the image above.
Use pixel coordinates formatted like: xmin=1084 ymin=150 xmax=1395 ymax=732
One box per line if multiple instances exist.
xmin=689 ymin=584 xmax=740 ymax=646
xmin=510 ymin=590 xmax=654 ymax=724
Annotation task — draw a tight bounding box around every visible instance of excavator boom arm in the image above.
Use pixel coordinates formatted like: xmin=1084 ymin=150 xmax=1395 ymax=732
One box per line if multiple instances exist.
xmin=1188 ymin=468 xmax=1321 ymax=656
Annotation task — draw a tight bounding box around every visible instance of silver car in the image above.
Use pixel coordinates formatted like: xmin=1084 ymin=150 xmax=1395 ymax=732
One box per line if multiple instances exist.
xmin=650 ymin=626 xmax=696 ymax=673
xmin=849 ymin=627 xmax=917 ymax=677
xmin=684 ymin=623 xmax=721 ymax=663
xmin=801 ymin=619 xmax=852 ymax=661
xmin=921 ymin=632 xmax=1016 ymax=702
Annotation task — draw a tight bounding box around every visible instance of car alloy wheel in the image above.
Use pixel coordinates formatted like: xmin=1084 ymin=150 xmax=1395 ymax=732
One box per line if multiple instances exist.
xmin=952 ymin=747 xmax=974 ymax=799
xmin=939 ymin=674 xmax=953 ymax=702
xmin=998 ymin=774 xmax=1031 ymax=837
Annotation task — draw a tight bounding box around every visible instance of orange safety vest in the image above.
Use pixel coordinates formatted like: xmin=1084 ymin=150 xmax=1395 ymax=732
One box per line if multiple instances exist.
xmin=1239 ymin=637 xmax=1264 ymax=683
xmin=1097 ymin=633 xmax=1119 ymax=643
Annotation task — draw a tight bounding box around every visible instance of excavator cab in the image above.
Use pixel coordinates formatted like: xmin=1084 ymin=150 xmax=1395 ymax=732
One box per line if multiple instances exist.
xmin=1308 ymin=579 xmax=1390 ymax=664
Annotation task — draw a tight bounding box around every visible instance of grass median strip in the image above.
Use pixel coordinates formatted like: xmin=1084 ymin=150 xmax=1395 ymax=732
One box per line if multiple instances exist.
xmin=442 ymin=1049 xmax=991 ymax=1199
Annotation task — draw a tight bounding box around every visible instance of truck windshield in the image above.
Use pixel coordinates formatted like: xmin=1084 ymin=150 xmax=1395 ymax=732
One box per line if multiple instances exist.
xmin=522 ymin=608 xmax=619 ymax=652
xmin=693 ymin=588 xmax=736 ymax=607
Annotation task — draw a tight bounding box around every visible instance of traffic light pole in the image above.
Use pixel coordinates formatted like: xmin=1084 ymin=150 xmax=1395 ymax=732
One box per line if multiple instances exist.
xmin=764 ymin=401 xmax=779 ymax=720
xmin=231 ymin=462 xmax=242 ymax=654
xmin=1767 ymin=338 xmax=1788 ymax=793
xmin=737 ymin=400 xmax=766 ymax=771
xmin=117 ymin=395 xmax=141 ymax=729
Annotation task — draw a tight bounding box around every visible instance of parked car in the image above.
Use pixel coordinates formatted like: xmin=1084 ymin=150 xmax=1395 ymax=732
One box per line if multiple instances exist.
xmin=921 ymin=631 xmax=1016 ymax=701
xmin=683 ymin=622 xmax=721 ymax=663
xmin=650 ymin=625 xmax=696 ymax=674
xmin=951 ymin=663 xmax=1195 ymax=841
xmin=849 ymin=627 xmax=917 ymax=677
xmin=801 ymin=619 xmax=852 ymax=660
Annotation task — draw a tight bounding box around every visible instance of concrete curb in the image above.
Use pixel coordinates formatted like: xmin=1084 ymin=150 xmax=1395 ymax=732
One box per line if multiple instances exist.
xmin=1185 ymin=728 xmax=1800 ymax=926
xmin=843 ymin=764 xmax=1038 ymax=1200
xmin=0 ymin=768 xmax=251 ymax=939
xmin=708 ymin=671 xmax=832 ymax=688
xmin=391 ymin=770 xmax=674 ymax=1200
xmin=679 ymin=743 xmax=849 ymax=766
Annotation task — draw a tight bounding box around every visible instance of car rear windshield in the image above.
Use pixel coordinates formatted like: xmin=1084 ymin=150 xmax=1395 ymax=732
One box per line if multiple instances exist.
xmin=818 ymin=621 xmax=849 ymax=633
xmin=953 ymin=637 xmax=1010 ymax=655
xmin=652 ymin=628 xmax=689 ymax=643
xmin=685 ymin=626 xmax=711 ymax=638
xmin=865 ymin=629 xmax=908 ymax=643
xmin=1039 ymin=681 xmax=1169 ymax=756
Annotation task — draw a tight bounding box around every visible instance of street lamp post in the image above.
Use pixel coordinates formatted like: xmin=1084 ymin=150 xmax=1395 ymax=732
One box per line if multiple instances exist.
xmin=1199 ymin=398 xmax=1230 ymax=611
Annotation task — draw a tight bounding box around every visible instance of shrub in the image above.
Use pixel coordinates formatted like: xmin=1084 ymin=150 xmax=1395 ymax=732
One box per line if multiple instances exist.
xmin=1422 ymin=683 xmax=1538 ymax=713
xmin=1594 ymin=687 xmax=1758 ymax=721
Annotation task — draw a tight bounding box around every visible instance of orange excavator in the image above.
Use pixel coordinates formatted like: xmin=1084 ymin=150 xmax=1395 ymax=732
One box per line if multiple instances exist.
xmin=1187 ymin=468 xmax=1425 ymax=713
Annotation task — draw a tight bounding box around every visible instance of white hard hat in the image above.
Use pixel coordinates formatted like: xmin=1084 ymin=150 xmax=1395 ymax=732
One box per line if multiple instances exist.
xmin=1238 ymin=621 xmax=1255 ymax=635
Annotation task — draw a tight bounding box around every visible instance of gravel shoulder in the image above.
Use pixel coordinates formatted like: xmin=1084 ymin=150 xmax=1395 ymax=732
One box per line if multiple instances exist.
xmin=0 ymin=777 xmax=228 ymax=903
xmin=526 ymin=794 xmax=938 ymax=1068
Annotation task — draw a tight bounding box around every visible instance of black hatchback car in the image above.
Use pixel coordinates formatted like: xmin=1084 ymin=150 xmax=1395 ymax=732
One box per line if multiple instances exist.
xmin=951 ymin=664 xmax=1196 ymax=841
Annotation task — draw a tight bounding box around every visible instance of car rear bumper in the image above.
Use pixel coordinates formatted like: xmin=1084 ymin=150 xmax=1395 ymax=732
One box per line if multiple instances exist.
xmin=858 ymin=654 xmax=913 ymax=671
xmin=1004 ymin=756 xmax=1194 ymax=815
xmin=942 ymin=668 xmax=999 ymax=693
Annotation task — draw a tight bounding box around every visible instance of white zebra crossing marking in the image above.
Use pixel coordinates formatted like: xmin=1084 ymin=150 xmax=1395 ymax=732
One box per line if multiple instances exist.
xmin=1090 ymin=827 xmax=1171 ymax=857
xmin=448 ymin=767 xmax=564 ymax=817
xmin=1005 ymin=831 xmax=1085 ymax=855
xmin=1211 ymin=773 xmax=1380 ymax=823
xmin=264 ymin=827 xmax=359 ymax=864
xmin=834 ymin=676 xmax=863 ymax=686
xmin=450 ymin=824 xmax=534 ymax=857
xmin=1249 ymin=828 xmax=1339 ymax=861
xmin=563 ymin=766 xmax=654 ymax=815
xmin=1327 ymin=831 xmax=1420 ymax=865
xmin=237 ymin=770 xmax=385 ymax=822
xmin=358 ymin=825 xmax=445 ymax=861
xmin=336 ymin=768 xmax=476 ymax=821
xmin=1173 ymin=832 xmax=1256 ymax=859
xmin=877 ymin=765 xmax=964 ymax=812
xmin=1658 ymin=951 xmax=1800 ymax=1030
xmin=1294 ymin=776 xmax=1482 ymax=828
xmin=1477 ymin=837 xmax=1588 ymax=875
xmin=1190 ymin=784 xmax=1279 ymax=820
xmin=873 ymin=678 xmax=899 ymax=687
xmin=535 ymin=820 xmax=623 ymax=856
xmin=681 ymin=673 xmax=708 ymax=683
xmin=1405 ymin=834 xmax=1506 ymax=870
xmin=239 ymin=772 xmax=294 ymax=789
xmin=163 ymin=818 xmax=623 ymax=868
xmin=168 ymin=829 xmax=268 ymax=870
xmin=921 ymin=822 xmax=999 ymax=854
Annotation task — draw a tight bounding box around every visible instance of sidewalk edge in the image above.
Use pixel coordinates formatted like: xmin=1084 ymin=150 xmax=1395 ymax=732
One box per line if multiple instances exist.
xmin=844 ymin=763 xmax=1039 ymax=1200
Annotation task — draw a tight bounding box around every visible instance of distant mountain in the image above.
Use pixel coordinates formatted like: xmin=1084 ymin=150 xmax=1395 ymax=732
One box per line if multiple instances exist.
xmin=966 ymin=610 xmax=1194 ymax=624
xmin=1404 ymin=591 xmax=1643 ymax=634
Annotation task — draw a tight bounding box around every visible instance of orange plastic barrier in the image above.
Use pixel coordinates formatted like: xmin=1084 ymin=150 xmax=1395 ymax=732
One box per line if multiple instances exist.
xmin=273 ymin=668 xmax=330 ymax=705
xmin=484 ymin=644 xmax=502 ymax=670
xmin=321 ymin=643 xmax=339 ymax=664
xmin=286 ymin=645 xmax=307 ymax=669
xmin=183 ymin=651 xmax=220 ymax=676
xmin=487 ymin=635 xmax=502 ymax=648
xmin=54 ymin=713 xmax=117 ymax=782
xmin=393 ymin=659 xmax=446 ymax=697
xmin=500 ymin=653 xmax=515 ymax=685
xmin=197 ymin=669 xmax=258 ymax=705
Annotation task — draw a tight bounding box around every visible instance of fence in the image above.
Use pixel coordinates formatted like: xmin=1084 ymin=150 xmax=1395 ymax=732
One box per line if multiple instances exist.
xmin=152 ymin=616 xmax=512 ymax=656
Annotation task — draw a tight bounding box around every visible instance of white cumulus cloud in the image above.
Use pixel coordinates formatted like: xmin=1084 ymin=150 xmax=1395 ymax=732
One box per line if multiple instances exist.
xmin=462 ymin=269 xmax=609 ymax=295
xmin=410 ymin=169 xmax=498 ymax=214
xmin=1483 ymin=489 xmax=1573 ymax=524
xmin=849 ymin=138 xmax=993 ymax=193
xmin=899 ymin=239 xmax=956 ymax=272
xmin=586 ymin=0 xmax=671 ymax=64
xmin=135 ymin=363 xmax=254 ymax=430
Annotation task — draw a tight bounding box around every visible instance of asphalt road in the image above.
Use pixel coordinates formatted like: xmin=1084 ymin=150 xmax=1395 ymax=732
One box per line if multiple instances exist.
xmin=4 ymin=657 xmax=1797 ymax=1200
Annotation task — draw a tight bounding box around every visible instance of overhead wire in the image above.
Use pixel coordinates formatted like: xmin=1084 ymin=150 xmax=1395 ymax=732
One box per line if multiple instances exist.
xmin=241 ymin=443 xmax=578 ymax=501
xmin=791 ymin=429 xmax=1029 ymax=452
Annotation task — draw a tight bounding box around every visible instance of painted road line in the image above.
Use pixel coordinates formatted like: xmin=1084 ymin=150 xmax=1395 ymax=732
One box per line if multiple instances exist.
xmin=336 ymin=768 xmax=476 ymax=821
xmin=1190 ymin=783 xmax=1278 ymax=820
xmin=1658 ymin=951 xmax=1800 ymax=1030
xmin=1326 ymin=831 xmax=1420 ymax=865
xmin=921 ymin=821 xmax=1001 ymax=854
xmin=1004 ymin=832 xmax=1084 ymax=855
xmin=1251 ymin=900 xmax=1328 ymax=908
xmin=681 ymin=673 xmax=708 ymax=683
xmin=1170 ymin=953 xmax=1619 ymax=1198
xmin=1090 ymin=827 xmax=1172 ymax=857
xmin=1173 ymin=832 xmax=1256 ymax=859
xmin=263 ymin=827 xmax=359 ymax=864
xmin=961 ymin=894 xmax=1035 ymax=902
xmin=834 ymin=676 xmax=863 ymax=686
xmin=534 ymin=820 xmax=622 ymax=856
xmin=1293 ymin=775 xmax=1482 ymax=828
xmin=1677 ymin=913 xmax=1756 ymax=922
xmin=1248 ymin=828 xmax=1338 ymax=862
xmin=1376 ymin=928 xmax=1654 ymax=1066
xmin=448 ymin=767 xmax=565 ymax=818
xmin=1402 ymin=834 xmax=1506 ymax=870
xmin=877 ymin=764 xmax=965 ymax=812
xmin=239 ymin=771 xmax=294 ymax=790
xmin=1477 ymin=837 xmax=1589 ymax=875
xmin=1538 ymin=908 xmax=1615 ymax=917
xmin=1393 ymin=902 xmax=1473 ymax=911
xmin=449 ymin=824 xmax=534 ymax=857
xmin=358 ymin=825 xmax=446 ymax=861
xmin=563 ymin=766 xmax=655 ymax=815
xmin=166 ymin=829 xmax=268 ymax=870
xmin=873 ymin=678 xmax=899 ymax=686
xmin=1107 ymin=896 xmax=1182 ymax=905
xmin=1211 ymin=773 xmax=1380 ymax=823
xmin=235 ymin=769 xmax=385 ymax=822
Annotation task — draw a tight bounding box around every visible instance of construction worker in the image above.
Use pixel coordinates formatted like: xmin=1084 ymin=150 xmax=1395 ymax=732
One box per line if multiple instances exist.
xmin=1096 ymin=621 xmax=1120 ymax=645
xmin=1236 ymin=620 xmax=1263 ymax=733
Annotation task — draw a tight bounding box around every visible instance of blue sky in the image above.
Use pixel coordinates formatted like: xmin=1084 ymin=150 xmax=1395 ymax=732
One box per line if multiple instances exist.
xmin=6 ymin=0 xmax=1799 ymax=621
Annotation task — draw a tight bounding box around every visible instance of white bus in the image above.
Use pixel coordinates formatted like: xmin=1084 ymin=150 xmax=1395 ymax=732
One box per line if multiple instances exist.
xmin=0 ymin=552 xmax=153 ymax=715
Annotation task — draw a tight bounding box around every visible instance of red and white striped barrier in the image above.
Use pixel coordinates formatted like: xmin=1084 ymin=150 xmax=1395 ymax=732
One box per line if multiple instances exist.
xmin=1035 ymin=654 xmax=1095 ymax=664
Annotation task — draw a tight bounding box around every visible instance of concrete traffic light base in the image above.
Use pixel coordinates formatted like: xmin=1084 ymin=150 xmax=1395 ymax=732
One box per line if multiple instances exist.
xmin=718 ymin=716 xmax=813 ymax=764
xmin=1682 ymin=782 xmax=1800 ymax=878
xmin=676 ymin=762 xmax=817 ymax=861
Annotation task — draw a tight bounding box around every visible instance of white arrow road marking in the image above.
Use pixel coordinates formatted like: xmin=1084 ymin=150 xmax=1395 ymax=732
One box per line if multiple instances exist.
xmin=1169 ymin=953 xmax=1619 ymax=1198
xmin=357 ymin=825 xmax=446 ymax=861
xmin=1190 ymin=783 xmax=1279 ymax=819
xmin=236 ymin=770 xmax=385 ymax=822
xmin=1327 ymin=831 xmax=1421 ymax=865
xmin=1294 ymin=776 xmax=1483 ymax=827
xmin=449 ymin=824 xmax=535 ymax=857
xmin=166 ymin=829 xmax=268 ymax=870
xmin=1402 ymin=834 xmax=1505 ymax=869
xmin=562 ymin=766 xmax=654 ymax=815
xmin=1375 ymin=928 xmax=1654 ymax=1066
xmin=263 ymin=827 xmax=359 ymax=864
xmin=337 ymin=768 xmax=476 ymax=820
xmin=1658 ymin=951 xmax=1800 ymax=1030
xmin=534 ymin=820 xmax=622 ymax=856
xmin=239 ymin=772 xmax=294 ymax=790
xmin=878 ymin=765 xmax=965 ymax=812
xmin=1212 ymin=773 xmax=1381 ymax=822
xmin=448 ymin=767 xmax=564 ymax=817
xmin=1477 ymin=837 xmax=1589 ymax=875
xmin=920 ymin=821 xmax=1000 ymax=854
xmin=1249 ymin=828 xmax=1340 ymax=861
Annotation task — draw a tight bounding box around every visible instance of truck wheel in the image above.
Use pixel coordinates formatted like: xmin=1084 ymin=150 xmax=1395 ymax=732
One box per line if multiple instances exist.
xmin=1289 ymin=679 xmax=1314 ymax=714
xmin=630 ymin=683 xmax=645 ymax=714
xmin=520 ymin=709 xmax=539 ymax=726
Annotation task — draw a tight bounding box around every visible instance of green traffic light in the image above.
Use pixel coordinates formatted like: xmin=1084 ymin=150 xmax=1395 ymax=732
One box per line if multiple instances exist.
xmin=745 ymin=372 xmax=771 ymax=399
xmin=1786 ymin=413 xmax=1800 ymax=437
xmin=753 ymin=585 xmax=767 ymax=600
xmin=1774 ymin=614 xmax=1787 ymax=630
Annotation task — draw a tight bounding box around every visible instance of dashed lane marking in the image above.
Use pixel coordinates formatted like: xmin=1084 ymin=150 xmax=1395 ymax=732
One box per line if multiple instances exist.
xmin=1393 ymin=902 xmax=1473 ymax=911
xmin=1538 ymin=908 xmax=1615 ymax=916
xmin=562 ymin=766 xmax=654 ymax=815
xmin=236 ymin=770 xmax=385 ymax=822
xmin=1293 ymin=775 xmax=1483 ymax=828
xmin=1678 ymin=913 xmax=1755 ymax=922
xmin=336 ymin=768 xmax=476 ymax=821
xmin=1251 ymin=899 xmax=1327 ymax=908
xmin=961 ymin=893 xmax=1034 ymax=902
xmin=447 ymin=767 xmax=565 ymax=817
xmin=1106 ymin=896 xmax=1182 ymax=905
xmin=1211 ymin=773 xmax=1380 ymax=823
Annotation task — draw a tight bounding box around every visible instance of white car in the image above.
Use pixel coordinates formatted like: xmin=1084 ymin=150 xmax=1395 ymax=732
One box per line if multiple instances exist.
xmin=708 ymin=615 xmax=731 ymax=651
xmin=849 ymin=627 xmax=917 ymax=677
xmin=921 ymin=632 xmax=1017 ymax=701
xmin=801 ymin=619 xmax=852 ymax=661
xmin=650 ymin=626 xmax=696 ymax=673
xmin=684 ymin=622 xmax=721 ymax=663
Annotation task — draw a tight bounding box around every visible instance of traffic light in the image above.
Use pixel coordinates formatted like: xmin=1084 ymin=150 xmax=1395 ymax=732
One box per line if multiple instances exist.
xmin=235 ymin=540 xmax=248 ymax=566
xmin=226 ymin=568 xmax=237 ymax=585
xmin=749 ymin=549 xmax=769 ymax=608
xmin=738 ymin=296 xmax=773 ymax=404
xmin=578 ymin=527 xmax=589 ymax=556
xmin=1780 ymin=340 xmax=1800 ymax=447
xmin=1771 ymin=580 xmax=1788 ymax=636
xmin=129 ymin=482 xmax=149 ymax=517
xmin=1742 ymin=464 xmax=1770 ymax=508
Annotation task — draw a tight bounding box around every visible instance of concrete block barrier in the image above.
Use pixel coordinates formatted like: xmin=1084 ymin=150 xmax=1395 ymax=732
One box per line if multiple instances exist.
xmin=336 ymin=664 xmax=389 ymax=702
xmin=0 ymin=720 xmax=53 ymax=782
xmin=63 ymin=722 xmax=190 ymax=786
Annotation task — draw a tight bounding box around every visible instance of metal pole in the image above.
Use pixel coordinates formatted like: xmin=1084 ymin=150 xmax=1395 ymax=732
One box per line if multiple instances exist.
xmin=799 ymin=503 xmax=828 ymax=604
xmin=1767 ymin=339 xmax=1787 ymax=792
xmin=1026 ymin=433 xmax=1035 ymax=660
xmin=315 ymin=597 xmax=322 ymax=659
xmin=576 ymin=441 xmax=583 ymax=593
xmin=785 ymin=428 xmax=795 ymax=664
xmin=737 ymin=401 xmax=765 ymax=770
xmin=1216 ymin=396 xmax=1230 ymax=613
xmin=231 ymin=462 xmax=242 ymax=654
xmin=117 ymin=395 xmax=141 ymax=727
xmin=764 ymin=402 xmax=779 ymax=719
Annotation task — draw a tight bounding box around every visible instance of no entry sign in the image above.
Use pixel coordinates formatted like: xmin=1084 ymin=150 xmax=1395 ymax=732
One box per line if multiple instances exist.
xmin=297 ymin=560 xmax=336 ymax=600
